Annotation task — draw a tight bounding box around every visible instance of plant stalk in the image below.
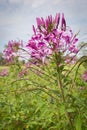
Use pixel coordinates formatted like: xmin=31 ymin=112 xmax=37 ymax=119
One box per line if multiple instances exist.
xmin=55 ymin=52 xmax=73 ymax=128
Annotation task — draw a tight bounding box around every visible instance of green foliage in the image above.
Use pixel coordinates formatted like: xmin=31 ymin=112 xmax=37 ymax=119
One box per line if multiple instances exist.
xmin=0 ymin=57 xmax=87 ymax=130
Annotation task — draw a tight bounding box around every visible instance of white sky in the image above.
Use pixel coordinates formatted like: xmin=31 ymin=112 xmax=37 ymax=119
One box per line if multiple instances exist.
xmin=0 ymin=0 xmax=87 ymax=52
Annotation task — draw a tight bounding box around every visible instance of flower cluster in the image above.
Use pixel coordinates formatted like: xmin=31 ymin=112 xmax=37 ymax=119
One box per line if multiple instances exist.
xmin=26 ymin=13 xmax=78 ymax=63
xmin=3 ymin=40 xmax=23 ymax=62
xmin=3 ymin=13 xmax=78 ymax=64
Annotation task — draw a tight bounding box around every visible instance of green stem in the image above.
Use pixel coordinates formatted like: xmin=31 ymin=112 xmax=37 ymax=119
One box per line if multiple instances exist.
xmin=57 ymin=70 xmax=65 ymax=102
xmin=55 ymin=52 xmax=73 ymax=128
xmin=55 ymin=52 xmax=65 ymax=102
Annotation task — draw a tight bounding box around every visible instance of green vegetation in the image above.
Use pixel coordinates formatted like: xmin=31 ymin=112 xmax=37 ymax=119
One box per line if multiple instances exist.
xmin=0 ymin=59 xmax=87 ymax=130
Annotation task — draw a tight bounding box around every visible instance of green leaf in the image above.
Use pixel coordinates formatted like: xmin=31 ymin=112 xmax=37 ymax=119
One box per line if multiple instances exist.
xmin=75 ymin=114 xmax=82 ymax=130
xmin=67 ymin=108 xmax=75 ymax=113
xmin=60 ymin=104 xmax=65 ymax=115
xmin=0 ymin=81 xmax=5 ymax=87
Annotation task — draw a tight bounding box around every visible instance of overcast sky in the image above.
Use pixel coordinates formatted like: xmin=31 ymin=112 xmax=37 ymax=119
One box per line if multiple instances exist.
xmin=0 ymin=0 xmax=87 ymax=52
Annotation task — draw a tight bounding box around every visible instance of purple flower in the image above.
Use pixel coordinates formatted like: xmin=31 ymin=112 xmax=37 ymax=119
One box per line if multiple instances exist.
xmin=26 ymin=13 xmax=79 ymax=63
xmin=36 ymin=13 xmax=61 ymax=34
xmin=68 ymin=44 xmax=78 ymax=53
xmin=3 ymin=40 xmax=23 ymax=62
xmin=30 ymin=42 xmax=52 ymax=63
xmin=0 ymin=69 xmax=8 ymax=77
xmin=55 ymin=13 xmax=60 ymax=28
xmin=61 ymin=13 xmax=66 ymax=31
xmin=26 ymin=40 xmax=37 ymax=50
xmin=32 ymin=25 xmax=36 ymax=35
xmin=19 ymin=69 xmax=28 ymax=78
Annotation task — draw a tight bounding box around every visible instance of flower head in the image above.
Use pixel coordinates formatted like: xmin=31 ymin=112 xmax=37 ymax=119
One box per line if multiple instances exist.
xmin=3 ymin=40 xmax=23 ymax=62
xmin=26 ymin=13 xmax=78 ymax=63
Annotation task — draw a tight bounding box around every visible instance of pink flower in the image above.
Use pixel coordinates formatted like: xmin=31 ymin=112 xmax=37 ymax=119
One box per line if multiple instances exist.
xmin=32 ymin=25 xmax=36 ymax=35
xmin=26 ymin=40 xmax=37 ymax=50
xmin=30 ymin=42 xmax=52 ymax=63
xmin=0 ymin=69 xmax=8 ymax=77
xmin=82 ymin=71 xmax=87 ymax=82
xmin=82 ymin=71 xmax=87 ymax=81
xmin=26 ymin=13 xmax=78 ymax=63
xmin=55 ymin=13 xmax=60 ymax=28
xmin=19 ymin=69 xmax=28 ymax=78
xmin=25 ymin=62 xmax=31 ymax=68
xmin=3 ymin=40 xmax=23 ymax=62
xmin=36 ymin=13 xmax=61 ymax=34
xmin=80 ymin=86 xmax=85 ymax=90
xmin=68 ymin=44 xmax=78 ymax=53
xmin=61 ymin=13 xmax=66 ymax=31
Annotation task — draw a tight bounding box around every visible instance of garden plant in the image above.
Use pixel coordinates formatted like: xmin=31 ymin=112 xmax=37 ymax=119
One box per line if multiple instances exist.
xmin=0 ymin=13 xmax=87 ymax=130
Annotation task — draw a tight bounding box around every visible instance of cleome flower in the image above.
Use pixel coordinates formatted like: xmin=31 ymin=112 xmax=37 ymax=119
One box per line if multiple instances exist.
xmin=3 ymin=40 xmax=23 ymax=62
xmin=26 ymin=13 xmax=78 ymax=64
xmin=3 ymin=13 xmax=78 ymax=64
